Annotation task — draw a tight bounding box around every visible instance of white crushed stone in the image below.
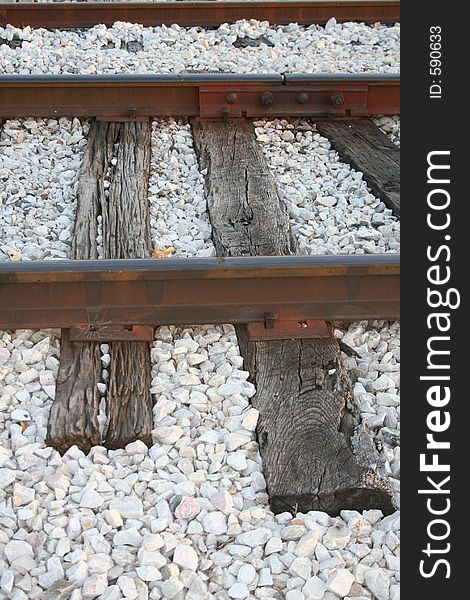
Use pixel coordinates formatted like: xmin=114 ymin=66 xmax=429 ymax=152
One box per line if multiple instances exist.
xmin=0 ymin=321 xmax=400 ymax=599
xmin=336 ymin=320 xmax=401 ymax=508
xmin=373 ymin=116 xmax=400 ymax=146
xmin=148 ymin=119 xmax=215 ymax=257
xmin=1 ymin=20 xmax=399 ymax=75
xmin=0 ymin=116 xmax=400 ymax=598
xmin=0 ymin=118 xmax=87 ymax=262
xmin=254 ymin=118 xmax=400 ymax=256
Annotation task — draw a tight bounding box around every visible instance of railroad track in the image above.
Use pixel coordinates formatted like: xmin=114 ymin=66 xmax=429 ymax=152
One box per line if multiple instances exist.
xmin=0 ymin=1 xmax=401 ymax=29
xmin=1 ymin=0 xmax=400 ymax=527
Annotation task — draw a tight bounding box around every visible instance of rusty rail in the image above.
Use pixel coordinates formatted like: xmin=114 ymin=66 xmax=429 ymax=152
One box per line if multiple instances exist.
xmin=0 ymin=2 xmax=400 ymax=29
xmin=0 ymin=74 xmax=400 ymax=119
xmin=0 ymin=255 xmax=400 ymax=331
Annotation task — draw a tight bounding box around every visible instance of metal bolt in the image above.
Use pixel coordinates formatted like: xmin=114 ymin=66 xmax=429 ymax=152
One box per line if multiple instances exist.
xmin=128 ymin=107 xmax=137 ymax=118
xmin=296 ymin=92 xmax=309 ymax=105
xmin=330 ymin=92 xmax=345 ymax=106
xmin=260 ymin=92 xmax=275 ymax=107
xmin=225 ymin=93 xmax=238 ymax=104
xmin=222 ymin=108 xmax=230 ymax=124
xmin=263 ymin=312 xmax=278 ymax=329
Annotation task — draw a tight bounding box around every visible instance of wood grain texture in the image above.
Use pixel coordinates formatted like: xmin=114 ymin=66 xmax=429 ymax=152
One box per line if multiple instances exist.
xmin=193 ymin=119 xmax=394 ymax=515
xmin=47 ymin=329 xmax=102 ymax=455
xmin=316 ymin=118 xmax=400 ymax=216
xmin=47 ymin=121 xmax=153 ymax=454
xmin=47 ymin=122 xmax=109 ymax=454
xmin=237 ymin=328 xmax=393 ymax=514
xmin=100 ymin=121 xmax=153 ymax=450
xmin=192 ymin=120 xmax=296 ymax=256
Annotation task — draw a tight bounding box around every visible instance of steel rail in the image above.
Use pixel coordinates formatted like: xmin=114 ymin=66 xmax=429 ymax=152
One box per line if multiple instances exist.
xmin=0 ymin=74 xmax=400 ymax=119
xmin=0 ymin=255 xmax=400 ymax=330
xmin=0 ymin=2 xmax=400 ymax=29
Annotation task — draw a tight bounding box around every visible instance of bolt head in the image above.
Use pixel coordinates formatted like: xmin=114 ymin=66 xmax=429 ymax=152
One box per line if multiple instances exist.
xmin=225 ymin=93 xmax=238 ymax=104
xmin=330 ymin=92 xmax=345 ymax=106
xmin=260 ymin=92 xmax=275 ymax=107
xmin=296 ymin=92 xmax=309 ymax=105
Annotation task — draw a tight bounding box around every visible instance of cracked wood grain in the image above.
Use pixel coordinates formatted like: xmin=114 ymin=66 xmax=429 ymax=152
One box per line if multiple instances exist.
xmin=47 ymin=121 xmax=153 ymax=454
xmin=100 ymin=122 xmax=153 ymax=449
xmin=192 ymin=118 xmax=394 ymax=515
xmin=47 ymin=121 xmax=107 ymax=454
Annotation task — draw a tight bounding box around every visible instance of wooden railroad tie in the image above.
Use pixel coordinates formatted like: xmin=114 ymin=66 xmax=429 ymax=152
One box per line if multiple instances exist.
xmin=43 ymin=115 xmax=397 ymax=516
xmin=192 ymin=118 xmax=394 ymax=515
xmin=47 ymin=121 xmax=153 ymax=453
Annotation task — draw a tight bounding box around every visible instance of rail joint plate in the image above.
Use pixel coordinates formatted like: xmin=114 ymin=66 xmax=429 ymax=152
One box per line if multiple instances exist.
xmin=199 ymin=85 xmax=369 ymax=120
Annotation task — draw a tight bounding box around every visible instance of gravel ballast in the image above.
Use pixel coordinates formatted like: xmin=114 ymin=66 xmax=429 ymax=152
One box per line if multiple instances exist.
xmin=0 ymin=321 xmax=400 ymax=600
xmin=0 ymin=118 xmax=87 ymax=262
xmin=1 ymin=114 xmax=400 ymax=599
xmin=254 ymin=119 xmax=400 ymax=256
xmin=372 ymin=117 xmax=400 ymax=147
xmin=1 ymin=20 xmax=399 ymax=75
xmin=148 ymin=119 xmax=215 ymax=258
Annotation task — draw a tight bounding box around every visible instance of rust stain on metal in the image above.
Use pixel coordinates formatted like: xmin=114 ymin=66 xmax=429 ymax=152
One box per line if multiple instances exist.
xmin=0 ymin=76 xmax=400 ymax=119
xmin=199 ymin=84 xmax=372 ymax=120
xmin=0 ymin=256 xmax=400 ymax=330
xmin=0 ymin=2 xmax=400 ymax=29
